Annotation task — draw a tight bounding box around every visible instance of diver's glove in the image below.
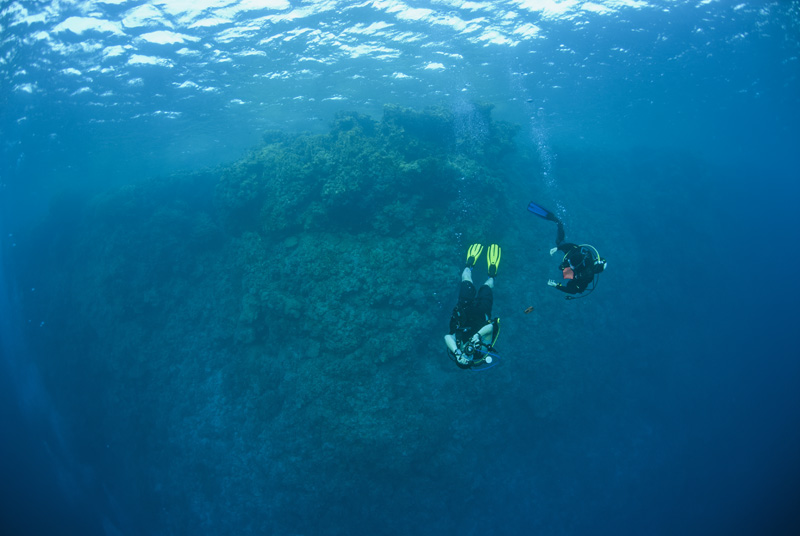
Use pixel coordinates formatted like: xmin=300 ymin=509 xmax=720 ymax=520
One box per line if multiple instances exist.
xmin=470 ymin=333 xmax=482 ymax=345
xmin=549 ymin=247 xmax=558 ymax=256
xmin=547 ymin=279 xmax=558 ymax=287
xmin=454 ymin=349 xmax=470 ymax=365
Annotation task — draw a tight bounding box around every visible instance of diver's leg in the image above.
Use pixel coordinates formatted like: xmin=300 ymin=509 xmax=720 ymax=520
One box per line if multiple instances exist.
xmin=457 ymin=279 xmax=477 ymax=308
xmin=556 ymin=221 xmax=565 ymax=246
xmin=471 ymin=284 xmax=495 ymax=344
xmin=475 ymin=283 xmax=494 ymax=319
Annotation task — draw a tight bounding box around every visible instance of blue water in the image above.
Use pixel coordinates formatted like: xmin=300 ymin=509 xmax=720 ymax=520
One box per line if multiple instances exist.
xmin=2 ymin=1 xmax=799 ymax=535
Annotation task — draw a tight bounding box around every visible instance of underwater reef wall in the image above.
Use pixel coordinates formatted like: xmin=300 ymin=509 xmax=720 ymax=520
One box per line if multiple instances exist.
xmin=16 ymin=104 xmax=521 ymax=534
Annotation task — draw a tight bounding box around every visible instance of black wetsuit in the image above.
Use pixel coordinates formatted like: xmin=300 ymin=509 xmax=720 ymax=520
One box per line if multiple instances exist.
xmin=556 ymin=242 xmax=605 ymax=295
xmin=449 ymin=279 xmax=493 ymax=344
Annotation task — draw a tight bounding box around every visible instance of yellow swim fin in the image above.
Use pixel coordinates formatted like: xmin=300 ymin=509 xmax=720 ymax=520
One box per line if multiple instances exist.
xmin=487 ymin=244 xmax=501 ymax=277
xmin=466 ymin=243 xmax=483 ymax=267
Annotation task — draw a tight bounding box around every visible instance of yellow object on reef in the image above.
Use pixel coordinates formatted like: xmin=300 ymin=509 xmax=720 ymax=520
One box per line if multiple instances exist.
xmin=486 ymin=244 xmax=501 ymax=277
xmin=465 ymin=243 xmax=483 ymax=266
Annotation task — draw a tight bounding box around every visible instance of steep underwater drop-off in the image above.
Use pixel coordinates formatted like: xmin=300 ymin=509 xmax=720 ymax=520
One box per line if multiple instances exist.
xmin=16 ymin=104 xmax=521 ymax=533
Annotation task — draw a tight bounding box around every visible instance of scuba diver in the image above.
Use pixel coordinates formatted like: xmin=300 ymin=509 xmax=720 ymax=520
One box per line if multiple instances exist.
xmin=444 ymin=244 xmax=501 ymax=369
xmin=528 ymin=201 xmax=607 ymax=299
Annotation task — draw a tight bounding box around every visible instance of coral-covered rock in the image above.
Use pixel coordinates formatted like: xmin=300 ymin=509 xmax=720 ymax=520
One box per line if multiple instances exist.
xmin=18 ymin=104 xmax=520 ymax=536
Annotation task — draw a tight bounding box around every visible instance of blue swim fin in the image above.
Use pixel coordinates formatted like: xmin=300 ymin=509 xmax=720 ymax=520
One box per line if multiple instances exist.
xmin=527 ymin=201 xmax=560 ymax=222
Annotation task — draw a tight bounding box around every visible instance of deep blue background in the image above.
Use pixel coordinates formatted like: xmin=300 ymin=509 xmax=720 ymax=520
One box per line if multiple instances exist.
xmin=2 ymin=1 xmax=799 ymax=534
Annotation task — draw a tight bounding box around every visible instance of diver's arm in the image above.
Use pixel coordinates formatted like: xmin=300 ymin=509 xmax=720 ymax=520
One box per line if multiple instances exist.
xmin=466 ymin=323 xmax=494 ymax=347
xmin=444 ymin=334 xmax=458 ymax=353
xmin=475 ymin=323 xmax=493 ymax=341
xmin=446 ymin=333 xmax=470 ymax=365
xmin=550 ymin=280 xmax=580 ymax=294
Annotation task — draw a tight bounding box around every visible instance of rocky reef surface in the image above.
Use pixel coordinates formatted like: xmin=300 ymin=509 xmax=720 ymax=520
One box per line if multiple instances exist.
xmin=16 ymin=104 xmax=527 ymax=534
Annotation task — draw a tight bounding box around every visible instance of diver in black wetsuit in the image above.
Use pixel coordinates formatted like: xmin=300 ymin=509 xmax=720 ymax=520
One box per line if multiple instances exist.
xmin=444 ymin=243 xmax=501 ymax=368
xmin=547 ymin=241 xmax=606 ymax=295
xmin=527 ymin=201 xmax=607 ymax=297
